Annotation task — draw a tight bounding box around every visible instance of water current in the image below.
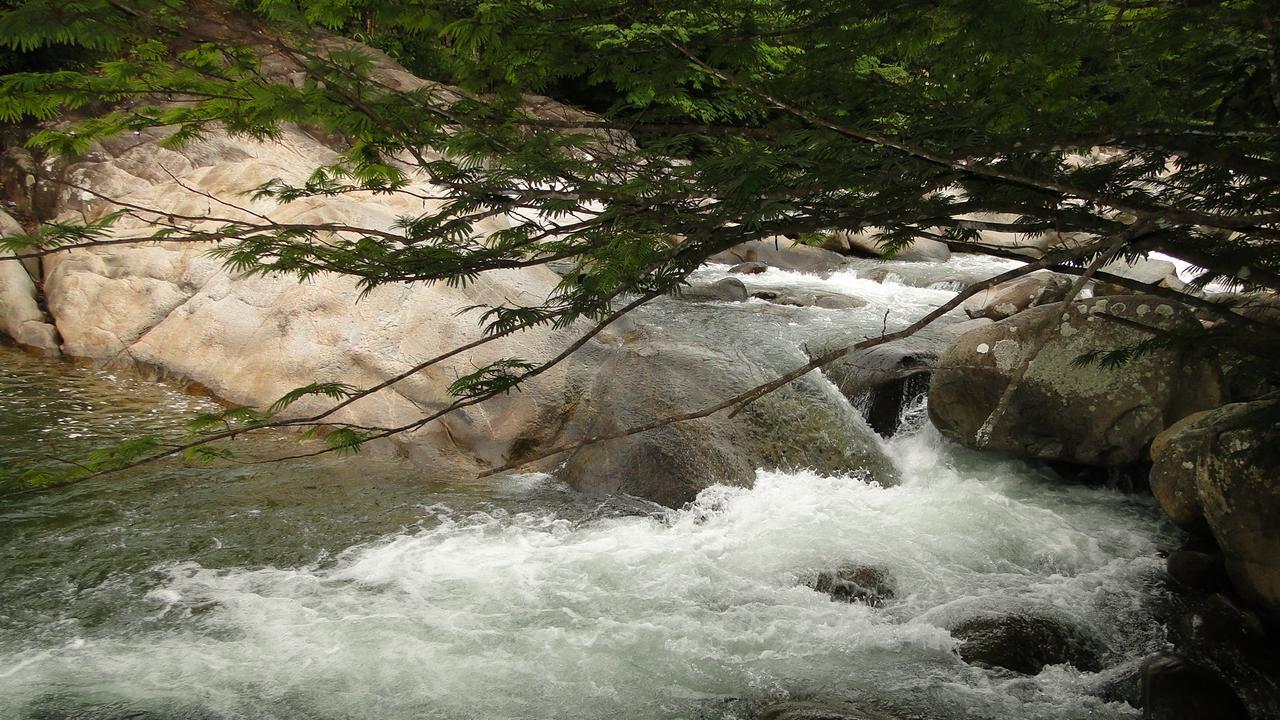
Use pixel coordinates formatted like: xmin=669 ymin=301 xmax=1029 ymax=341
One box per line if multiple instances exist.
xmin=0 ymin=258 xmax=1182 ymax=719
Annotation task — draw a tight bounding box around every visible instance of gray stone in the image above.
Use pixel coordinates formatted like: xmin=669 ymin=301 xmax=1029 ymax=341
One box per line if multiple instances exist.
xmin=728 ymin=260 xmax=769 ymax=274
xmin=708 ymin=238 xmax=850 ymax=274
xmin=961 ymin=273 xmax=1072 ymax=321
xmin=680 ymin=277 xmax=750 ymax=302
xmin=929 ymin=296 xmax=1223 ymax=466
xmin=1140 ymin=653 xmax=1248 ymax=720
xmin=833 ymin=229 xmax=951 ymax=263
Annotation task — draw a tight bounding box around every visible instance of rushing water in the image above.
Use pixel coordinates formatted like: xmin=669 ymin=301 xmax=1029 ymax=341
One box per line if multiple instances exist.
xmin=0 ymin=258 xmax=1182 ymax=720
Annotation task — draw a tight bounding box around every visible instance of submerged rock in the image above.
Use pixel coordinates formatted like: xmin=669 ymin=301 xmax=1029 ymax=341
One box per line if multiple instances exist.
xmin=1140 ymin=652 xmax=1249 ymax=720
xmin=951 ymin=611 xmax=1108 ymax=674
xmin=929 ymin=295 xmax=1223 ymax=466
xmin=750 ymin=288 xmax=867 ymax=310
xmin=808 ymin=564 xmax=896 ymax=606
xmin=758 ymin=700 xmax=904 ymax=720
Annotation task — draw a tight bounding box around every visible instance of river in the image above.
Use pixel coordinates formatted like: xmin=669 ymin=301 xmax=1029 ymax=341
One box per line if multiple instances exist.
xmin=0 ymin=257 xmax=1181 ymax=719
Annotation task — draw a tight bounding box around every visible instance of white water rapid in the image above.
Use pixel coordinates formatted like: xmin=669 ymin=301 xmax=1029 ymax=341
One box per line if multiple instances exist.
xmin=0 ymin=256 xmax=1179 ymax=720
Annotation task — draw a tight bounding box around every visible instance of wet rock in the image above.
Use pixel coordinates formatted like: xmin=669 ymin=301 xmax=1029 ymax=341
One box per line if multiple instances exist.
xmin=961 ymin=273 xmax=1072 ymax=321
xmin=680 ymin=276 xmax=750 ymax=302
xmin=950 ymin=610 xmax=1108 ymax=674
xmin=1160 ymin=591 xmax=1280 ymax=719
xmin=708 ymin=238 xmax=850 ymax=274
xmin=1167 ymin=549 xmax=1230 ymax=593
xmin=929 ymin=296 xmax=1223 ymax=466
xmin=809 ymin=564 xmax=896 ymax=606
xmin=860 ymin=372 xmax=930 ymax=437
xmin=1140 ymin=653 xmax=1249 ymax=720
xmin=0 ymin=208 xmax=60 ymax=355
xmin=729 ymin=260 xmax=769 ymax=274
xmin=534 ymin=318 xmax=898 ymax=508
xmin=1148 ymin=400 xmax=1280 ymax=624
xmin=1085 ymin=661 xmax=1144 ymax=708
xmin=1148 ymin=411 xmax=1214 ymax=533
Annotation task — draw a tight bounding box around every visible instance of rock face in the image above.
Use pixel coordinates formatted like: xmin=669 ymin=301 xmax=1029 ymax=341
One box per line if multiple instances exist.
xmin=929 ymin=295 xmax=1223 ymax=466
xmin=961 ymin=273 xmax=1072 ymax=321
xmin=0 ymin=210 xmax=59 ymax=355
xmin=0 ymin=40 xmax=895 ymax=508
xmin=1149 ymin=400 xmax=1280 ymax=624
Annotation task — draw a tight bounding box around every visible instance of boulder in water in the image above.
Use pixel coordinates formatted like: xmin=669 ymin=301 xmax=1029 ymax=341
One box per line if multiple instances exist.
xmin=929 ymin=296 xmax=1223 ymax=466
xmin=808 ymin=564 xmax=896 ymax=606
xmin=758 ymin=700 xmax=909 ymax=720
xmin=831 ymin=229 xmax=951 ymax=263
xmin=749 ymin=288 xmax=867 ymax=310
xmin=952 ymin=612 xmax=1107 ymax=674
xmin=708 ymin=238 xmax=850 ymax=274
xmin=816 ymin=330 xmax=951 ymax=436
xmin=680 ymin=276 xmax=750 ymax=302
xmin=961 ymin=273 xmax=1072 ymax=321
xmin=729 ymin=261 xmax=769 ymax=274
xmin=521 ymin=315 xmax=898 ymax=507
xmin=1140 ymin=653 xmax=1249 ymax=720
xmin=1149 ymin=399 xmax=1280 ymax=624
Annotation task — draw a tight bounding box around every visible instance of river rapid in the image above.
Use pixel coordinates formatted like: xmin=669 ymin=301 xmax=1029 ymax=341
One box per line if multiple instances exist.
xmin=0 ymin=257 xmax=1182 ymax=720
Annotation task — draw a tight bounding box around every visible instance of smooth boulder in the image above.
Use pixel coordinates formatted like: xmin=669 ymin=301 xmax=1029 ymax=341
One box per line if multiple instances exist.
xmin=0 ymin=209 xmax=59 ymax=354
xmin=929 ymin=296 xmax=1223 ymax=466
xmin=831 ymin=229 xmax=951 ymax=263
xmin=961 ymin=273 xmax=1072 ymax=321
xmin=708 ymin=238 xmax=850 ymax=274
xmin=515 ymin=313 xmax=898 ymax=507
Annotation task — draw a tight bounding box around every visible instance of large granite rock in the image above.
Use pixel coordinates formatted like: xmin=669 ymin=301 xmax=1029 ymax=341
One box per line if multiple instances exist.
xmin=0 ymin=209 xmax=59 ymax=354
xmin=521 ymin=315 xmax=897 ymax=507
xmin=0 ymin=37 xmax=896 ymax=507
xmin=708 ymin=238 xmax=850 ymax=274
xmin=929 ymin=296 xmax=1223 ymax=466
xmin=1149 ymin=400 xmax=1280 ymax=624
xmin=961 ymin=273 xmax=1072 ymax=321
xmin=830 ymin=229 xmax=951 ymax=263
